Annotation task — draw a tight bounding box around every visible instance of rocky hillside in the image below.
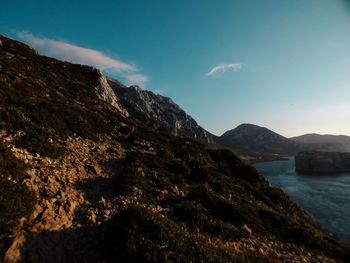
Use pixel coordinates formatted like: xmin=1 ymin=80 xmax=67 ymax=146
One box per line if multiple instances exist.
xmin=292 ymin=134 xmax=350 ymax=152
xmin=218 ymin=124 xmax=347 ymax=155
xmin=108 ymin=78 xmax=215 ymax=143
xmin=1 ymin=35 xmax=350 ymax=263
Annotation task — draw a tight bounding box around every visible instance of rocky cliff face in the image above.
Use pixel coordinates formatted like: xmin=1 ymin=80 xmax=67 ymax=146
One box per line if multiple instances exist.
xmin=95 ymin=74 xmax=128 ymax=116
xmin=295 ymin=151 xmax=350 ymax=173
xmin=1 ymin=35 xmax=350 ymax=263
xmin=108 ymin=78 xmax=215 ymax=143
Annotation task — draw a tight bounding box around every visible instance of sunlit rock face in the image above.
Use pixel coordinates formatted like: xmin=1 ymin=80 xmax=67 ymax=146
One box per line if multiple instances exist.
xmin=108 ymin=78 xmax=215 ymax=143
xmin=95 ymin=73 xmax=129 ymax=117
xmin=295 ymin=151 xmax=350 ymax=173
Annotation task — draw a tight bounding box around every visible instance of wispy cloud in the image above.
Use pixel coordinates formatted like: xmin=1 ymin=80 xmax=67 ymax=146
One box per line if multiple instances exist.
xmin=17 ymin=31 xmax=148 ymax=86
xmin=205 ymin=63 xmax=242 ymax=77
xmin=124 ymin=73 xmax=148 ymax=87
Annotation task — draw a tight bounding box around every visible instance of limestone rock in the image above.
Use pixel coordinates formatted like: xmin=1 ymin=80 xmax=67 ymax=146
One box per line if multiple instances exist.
xmin=95 ymin=73 xmax=128 ymax=117
xmin=108 ymin=78 xmax=214 ymax=143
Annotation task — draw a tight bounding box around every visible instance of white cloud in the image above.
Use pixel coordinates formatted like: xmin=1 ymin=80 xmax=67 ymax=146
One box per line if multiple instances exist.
xmin=205 ymin=63 xmax=242 ymax=77
xmin=17 ymin=31 xmax=148 ymax=86
xmin=124 ymin=73 xmax=148 ymax=87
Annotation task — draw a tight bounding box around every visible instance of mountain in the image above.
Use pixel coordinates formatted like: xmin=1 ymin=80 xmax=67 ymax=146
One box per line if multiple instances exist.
xmin=292 ymin=133 xmax=350 ymax=151
xmin=217 ymin=124 xmax=303 ymax=155
xmin=217 ymin=124 xmax=347 ymax=155
xmin=1 ymin=35 xmax=350 ymax=263
xmin=108 ymin=78 xmax=215 ymax=143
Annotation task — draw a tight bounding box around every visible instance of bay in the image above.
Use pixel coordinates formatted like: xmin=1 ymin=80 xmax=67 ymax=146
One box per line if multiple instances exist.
xmin=255 ymin=157 xmax=350 ymax=244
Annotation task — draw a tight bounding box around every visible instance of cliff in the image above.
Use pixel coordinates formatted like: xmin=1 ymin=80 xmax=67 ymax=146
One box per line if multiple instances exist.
xmin=108 ymin=78 xmax=215 ymax=143
xmin=295 ymin=151 xmax=350 ymax=173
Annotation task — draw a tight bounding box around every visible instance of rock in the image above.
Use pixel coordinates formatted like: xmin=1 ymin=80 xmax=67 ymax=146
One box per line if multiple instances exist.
xmin=26 ymin=169 xmax=36 ymax=179
xmin=295 ymin=151 xmax=350 ymax=173
xmin=95 ymin=73 xmax=128 ymax=116
xmin=85 ymin=164 xmax=102 ymax=175
xmin=268 ymin=250 xmax=281 ymax=263
xmin=32 ymin=204 xmax=43 ymax=219
xmin=89 ymin=212 xmax=97 ymax=223
xmin=41 ymin=158 xmax=52 ymax=166
xmin=241 ymin=224 xmax=252 ymax=236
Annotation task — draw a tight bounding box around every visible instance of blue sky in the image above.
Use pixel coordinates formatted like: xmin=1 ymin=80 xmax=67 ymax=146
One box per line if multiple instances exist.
xmin=1 ymin=0 xmax=350 ymax=137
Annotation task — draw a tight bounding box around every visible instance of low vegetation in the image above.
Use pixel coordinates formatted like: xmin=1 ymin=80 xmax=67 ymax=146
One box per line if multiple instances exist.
xmin=0 ymin=35 xmax=124 ymax=157
xmin=111 ymin=129 xmax=350 ymax=262
xmin=0 ymin=142 xmax=35 ymax=257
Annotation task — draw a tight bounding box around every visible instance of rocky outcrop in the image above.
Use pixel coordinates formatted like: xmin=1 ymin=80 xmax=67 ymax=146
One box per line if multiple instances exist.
xmin=295 ymin=151 xmax=350 ymax=173
xmin=108 ymin=78 xmax=215 ymax=143
xmin=95 ymin=74 xmax=128 ymax=117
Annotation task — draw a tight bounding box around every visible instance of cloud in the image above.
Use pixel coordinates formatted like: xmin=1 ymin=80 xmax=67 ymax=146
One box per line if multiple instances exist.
xmin=205 ymin=63 xmax=242 ymax=77
xmin=16 ymin=31 xmax=148 ymax=86
xmin=124 ymin=73 xmax=148 ymax=87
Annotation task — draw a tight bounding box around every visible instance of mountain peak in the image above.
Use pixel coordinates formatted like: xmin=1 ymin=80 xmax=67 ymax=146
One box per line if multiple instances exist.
xmin=108 ymin=78 xmax=214 ymax=143
xmin=218 ymin=123 xmax=299 ymax=154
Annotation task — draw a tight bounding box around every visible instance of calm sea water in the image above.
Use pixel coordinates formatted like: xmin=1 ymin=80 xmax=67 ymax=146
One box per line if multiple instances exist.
xmin=254 ymin=157 xmax=350 ymax=244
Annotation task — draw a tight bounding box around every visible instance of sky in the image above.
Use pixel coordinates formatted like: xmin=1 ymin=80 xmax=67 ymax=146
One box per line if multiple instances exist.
xmin=1 ymin=0 xmax=350 ymax=137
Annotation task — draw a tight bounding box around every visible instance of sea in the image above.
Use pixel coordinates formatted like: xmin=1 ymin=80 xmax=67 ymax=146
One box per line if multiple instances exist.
xmin=254 ymin=157 xmax=350 ymax=244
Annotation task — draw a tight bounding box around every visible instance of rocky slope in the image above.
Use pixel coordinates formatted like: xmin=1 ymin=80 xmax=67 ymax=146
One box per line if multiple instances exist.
xmin=292 ymin=134 xmax=350 ymax=152
xmin=108 ymin=78 xmax=215 ymax=143
xmin=295 ymin=151 xmax=350 ymax=173
xmin=218 ymin=124 xmax=347 ymax=155
xmin=1 ymin=35 xmax=350 ymax=263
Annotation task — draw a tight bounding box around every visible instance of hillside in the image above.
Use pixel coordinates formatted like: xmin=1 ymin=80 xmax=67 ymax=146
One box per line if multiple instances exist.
xmin=1 ymin=35 xmax=350 ymax=263
xmin=292 ymin=134 xmax=350 ymax=151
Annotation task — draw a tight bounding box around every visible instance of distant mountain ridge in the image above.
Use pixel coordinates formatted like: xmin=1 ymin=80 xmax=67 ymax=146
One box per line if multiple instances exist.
xmin=108 ymin=78 xmax=215 ymax=143
xmin=291 ymin=133 xmax=350 ymax=151
xmin=217 ymin=124 xmax=347 ymax=155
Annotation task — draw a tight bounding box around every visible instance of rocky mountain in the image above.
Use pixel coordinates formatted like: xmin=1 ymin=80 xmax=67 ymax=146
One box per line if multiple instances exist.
xmin=217 ymin=124 xmax=303 ymax=155
xmin=292 ymin=133 xmax=350 ymax=151
xmin=1 ymin=35 xmax=350 ymax=263
xmin=108 ymin=78 xmax=215 ymax=143
xmin=217 ymin=124 xmax=347 ymax=155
